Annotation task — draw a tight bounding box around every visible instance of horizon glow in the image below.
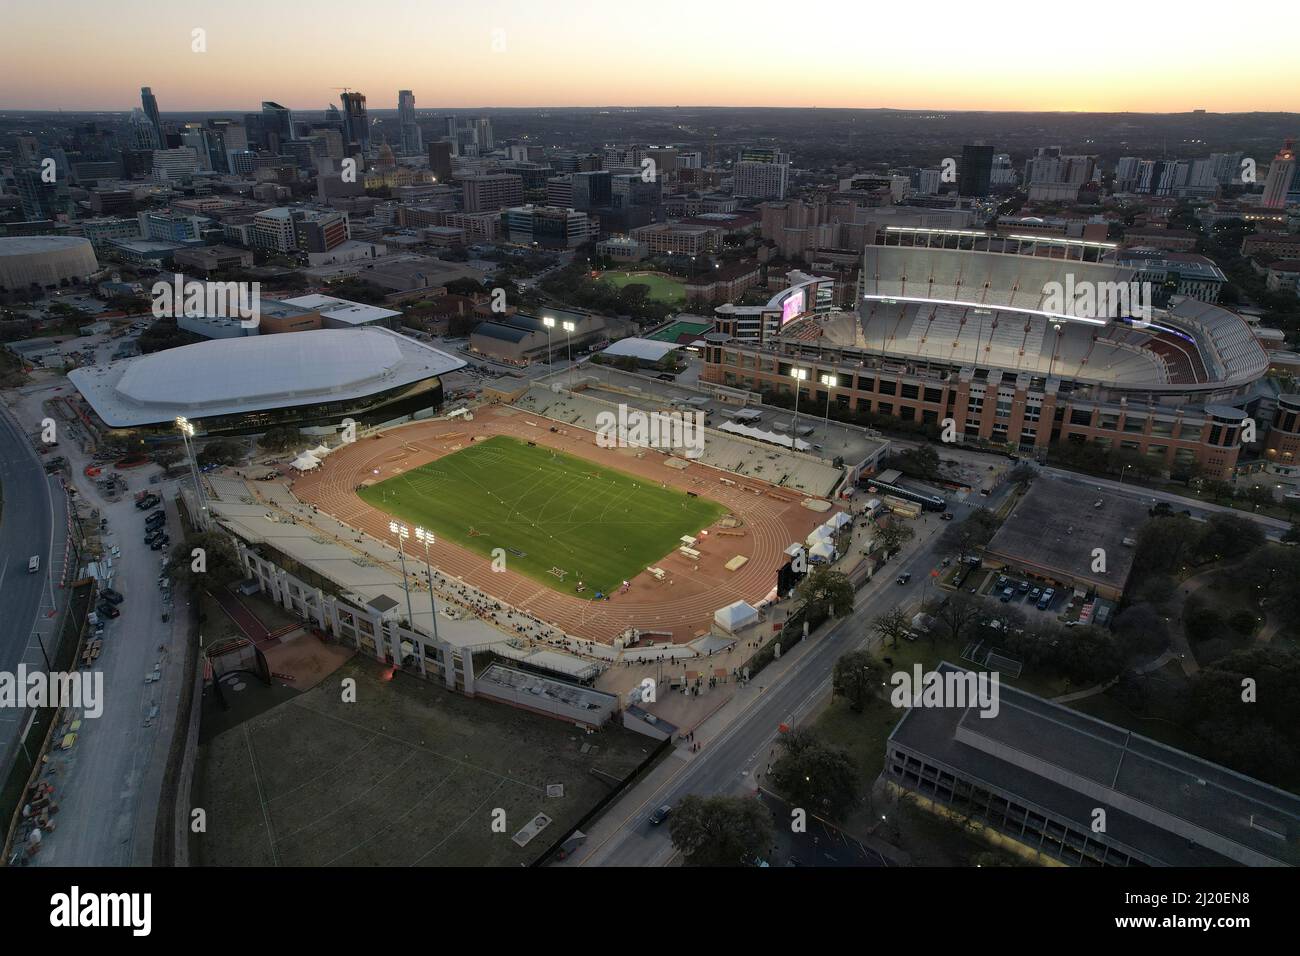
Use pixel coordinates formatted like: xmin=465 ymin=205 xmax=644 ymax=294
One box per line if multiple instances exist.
xmin=2 ymin=0 xmax=1298 ymax=114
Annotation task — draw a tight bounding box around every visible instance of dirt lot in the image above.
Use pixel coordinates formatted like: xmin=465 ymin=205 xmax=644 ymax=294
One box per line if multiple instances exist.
xmin=192 ymin=657 xmax=654 ymax=866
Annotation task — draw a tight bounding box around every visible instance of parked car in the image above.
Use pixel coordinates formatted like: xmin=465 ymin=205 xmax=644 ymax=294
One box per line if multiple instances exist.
xmin=150 ymin=536 xmax=169 ymax=551
xmin=896 ymin=573 xmax=912 ymax=585
xmin=1029 ymin=587 xmax=1042 ymax=601
xmin=1017 ymin=580 xmax=1031 ymax=593
xmin=648 ymin=804 xmax=673 ymax=826
xmin=99 ymin=588 xmax=124 ymax=605
xmin=1037 ymin=588 xmax=1056 ymax=610
xmin=96 ymin=603 xmax=121 ymax=619
xmin=940 ymin=512 xmax=954 ymax=521
xmin=999 ymin=587 xmax=1016 ymax=602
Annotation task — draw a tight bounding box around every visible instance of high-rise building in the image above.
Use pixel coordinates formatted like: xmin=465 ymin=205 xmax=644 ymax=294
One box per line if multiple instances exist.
xmin=140 ymin=87 xmax=164 ymax=147
xmin=151 ymin=146 xmax=200 ymax=182
xmin=502 ymin=205 xmax=595 ymax=249
xmin=959 ymin=144 xmax=994 ymax=197
xmin=738 ymin=146 xmax=790 ymax=165
xmin=427 ymin=141 xmax=453 ymax=182
xmin=1262 ymin=140 xmax=1296 ymax=209
xmin=462 ymin=173 xmax=524 ymax=212
xmin=340 ymin=92 xmax=370 ymax=153
xmin=571 ymin=170 xmax=612 ymax=209
xmin=16 ymin=167 xmax=73 ymax=220
xmin=398 ymin=90 xmax=422 ymax=156
xmin=261 ymin=102 xmax=295 ymax=154
xmin=733 ymin=160 xmax=788 ymax=200
xmin=127 ymin=108 xmax=161 ymax=150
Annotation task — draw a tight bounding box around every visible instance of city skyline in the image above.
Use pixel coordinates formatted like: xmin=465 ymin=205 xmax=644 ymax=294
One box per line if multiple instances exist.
xmin=2 ymin=0 xmax=1298 ymax=113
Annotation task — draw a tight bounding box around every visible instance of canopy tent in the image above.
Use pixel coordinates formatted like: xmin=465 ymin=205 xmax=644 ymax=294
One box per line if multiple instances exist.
xmin=808 ymin=539 xmax=836 ymax=562
xmin=714 ymin=600 xmax=760 ymax=635
xmin=308 ymin=443 xmax=332 ymax=458
xmin=829 ymin=512 xmax=853 ymax=529
xmin=289 ymin=451 xmax=321 ymax=471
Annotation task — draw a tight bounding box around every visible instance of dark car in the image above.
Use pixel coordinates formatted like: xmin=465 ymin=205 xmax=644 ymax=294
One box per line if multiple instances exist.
xmin=896 ymin=573 xmax=912 ymax=585
xmin=150 ymin=536 xmax=169 ymax=551
xmin=649 ymin=804 xmax=673 ymax=825
xmin=99 ymin=588 xmax=124 ymax=605
xmin=145 ymin=514 xmax=166 ymax=529
xmin=940 ymin=512 xmax=954 ymax=521
xmin=96 ymin=603 xmax=121 ymax=619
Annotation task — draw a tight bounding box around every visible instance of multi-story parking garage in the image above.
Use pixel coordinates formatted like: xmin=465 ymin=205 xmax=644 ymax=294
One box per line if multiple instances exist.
xmin=700 ymin=232 xmax=1275 ymax=479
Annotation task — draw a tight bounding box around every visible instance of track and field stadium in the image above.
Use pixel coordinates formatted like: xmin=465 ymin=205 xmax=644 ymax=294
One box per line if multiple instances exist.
xmin=290 ymin=403 xmax=837 ymax=644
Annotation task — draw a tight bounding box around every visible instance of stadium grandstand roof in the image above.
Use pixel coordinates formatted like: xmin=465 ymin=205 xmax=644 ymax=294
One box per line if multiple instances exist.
xmin=68 ymin=327 xmax=464 ymax=427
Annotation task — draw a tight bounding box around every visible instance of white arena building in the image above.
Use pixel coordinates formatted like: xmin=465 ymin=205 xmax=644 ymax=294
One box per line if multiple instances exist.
xmin=0 ymin=236 xmax=100 ymax=291
xmin=68 ymin=326 xmax=465 ymax=437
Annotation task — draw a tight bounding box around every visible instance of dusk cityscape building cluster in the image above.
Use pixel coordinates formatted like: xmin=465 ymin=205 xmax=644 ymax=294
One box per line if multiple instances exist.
xmin=0 ymin=2 xmax=1296 ymax=934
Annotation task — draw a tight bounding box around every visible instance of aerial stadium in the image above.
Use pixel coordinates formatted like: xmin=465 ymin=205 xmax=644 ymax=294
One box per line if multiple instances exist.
xmin=702 ymin=230 xmax=1275 ymax=479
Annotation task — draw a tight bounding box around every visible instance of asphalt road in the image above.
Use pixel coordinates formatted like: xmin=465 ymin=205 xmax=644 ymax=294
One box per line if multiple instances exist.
xmin=0 ymin=406 xmax=59 ymax=770
xmin=582 ymin=495 xmax=992 ymax=867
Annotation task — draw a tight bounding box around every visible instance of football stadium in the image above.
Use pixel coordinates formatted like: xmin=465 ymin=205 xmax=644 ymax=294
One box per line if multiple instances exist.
xmin=702 ymin=232 xmax=1274 ymax=478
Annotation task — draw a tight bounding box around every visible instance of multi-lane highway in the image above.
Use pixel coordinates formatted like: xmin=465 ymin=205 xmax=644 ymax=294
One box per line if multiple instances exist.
xmin=0 ymin=405 xmax=62 ymax=770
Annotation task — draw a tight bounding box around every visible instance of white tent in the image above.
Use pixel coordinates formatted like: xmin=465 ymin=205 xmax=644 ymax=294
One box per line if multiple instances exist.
xmin=829 ymin=512 xmax=853 ymax=530
xmin=309 ymin=443 xmax=332 ymax=458
xmin=808 ymin=539 xmax=836 ymax=562
xmin=805 ymin=525 xmax=833 ymax=547
xmin=714 ymin=600 xmax=760 ymax=634
xmin=289 ymin=451 xmax=321 ymax=471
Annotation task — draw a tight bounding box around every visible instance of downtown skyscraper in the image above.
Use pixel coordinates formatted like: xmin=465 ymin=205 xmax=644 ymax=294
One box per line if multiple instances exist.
xmin=398 ymin=89 xmax=422 ymax=156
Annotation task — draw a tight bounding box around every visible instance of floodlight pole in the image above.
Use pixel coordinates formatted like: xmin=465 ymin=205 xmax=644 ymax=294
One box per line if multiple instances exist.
xmin=389 ymin=521 xmax=415 ymax=634
xmin=415 ymin=528 xmax=441 ymax=643
xmin=791 ymin=367 xmax=806 ymax=449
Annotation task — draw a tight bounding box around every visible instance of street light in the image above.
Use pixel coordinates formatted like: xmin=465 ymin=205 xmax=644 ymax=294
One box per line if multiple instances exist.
xmin=175 ymin=416 xmax=208 ymax=531
xmin=790 ymin=367 xmax=808 ymax=449
xmin=562 ymin=319 xmax=576 ymax=389
xmin=819 ymin=373 xmax=838 ymax=446
xmin=413 ymin=526 xmax=441 ymax=644
xmin=388 ymin=520 xmax=415 ymax=637
xmin=542 ymin=314 xmax=554 ymax=366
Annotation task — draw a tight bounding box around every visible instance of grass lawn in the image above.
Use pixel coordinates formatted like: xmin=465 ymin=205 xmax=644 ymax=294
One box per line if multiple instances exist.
xmin=358 ymin=435 xmax=725 ymax=595
xmin=598 ymin=270 xmax=686 ymax=304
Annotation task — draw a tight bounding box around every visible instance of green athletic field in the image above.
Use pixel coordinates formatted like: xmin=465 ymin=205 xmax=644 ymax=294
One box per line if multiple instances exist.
xmin=599 ymin=271 xmax=686 ymax=304
xmin=357 ymin=435 xmax=726 ymax=596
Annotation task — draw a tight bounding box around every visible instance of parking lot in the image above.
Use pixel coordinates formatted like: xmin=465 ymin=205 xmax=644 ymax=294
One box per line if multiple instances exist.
xmin=986 ymin=573 xmax=1066 ymax=614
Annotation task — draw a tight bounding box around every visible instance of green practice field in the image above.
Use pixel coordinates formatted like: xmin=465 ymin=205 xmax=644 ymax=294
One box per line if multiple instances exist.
xmin=358 ymin=435 xmax=725 ymax=595
xmin=598 ymin=271 xmax=686 ymax=304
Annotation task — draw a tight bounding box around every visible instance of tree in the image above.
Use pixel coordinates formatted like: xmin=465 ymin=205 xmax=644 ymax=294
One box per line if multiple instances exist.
xmin=872 ymin=606 xmax=911 ymax=649
xmin=166 ymin=530 xmax=242 ymax=590
xmin=258 ymin=425 xmax=303 ymax=453
xmin=833 ymin=650 xmax=882 ymax=712
xmin=769 ymin=729 xmax=860 ymax=819
xmin=1194 ymin=512 xmax=1265 ymax=563
xmin=932 ymin=592 xmax=982 ymax=645
xmin=197 ymin=439 xmax=247 ymax=468
xmin=876 ymin=521 xmax=914 ymax=554
xmin=796 ymin=565 xmax=854 ymax=620
xmin=1133 ymin=514 xmax=1201 ymax=575
xmin=668 ymin=794 xmax=775 ymax=867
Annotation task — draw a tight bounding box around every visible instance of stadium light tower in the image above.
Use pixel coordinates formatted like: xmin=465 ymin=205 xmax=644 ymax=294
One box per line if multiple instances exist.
xmin=413 ymin=526 xmax=441 ymax=643
xmin=562 ymin=319 xmax=576 ymax=389
xmin=388 ymin=520 xmax=415 ymax=633
xmin=1047 ymin=323 xmax=1063 ymax=378
xmin=819 ymin=373 xmax=838 ymax=445
xmin=542 ymin=315 xmax=555 ymax=366
xmin=790 ymin=367 xmax=808 ymax=450
xmin=175 ymin=416 xmax=208 ymax=531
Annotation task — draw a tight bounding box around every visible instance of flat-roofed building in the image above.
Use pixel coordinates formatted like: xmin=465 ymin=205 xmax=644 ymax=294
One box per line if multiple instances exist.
xmin=462 ymin=173 xmax=524 ymax=212
xmin=887 ymin=662 xmax=1300 ymax=866
xmin=630 ymin=221 xmax=722 ymax=256
xmin=982 ymin=476 xmax=1148 ymax=601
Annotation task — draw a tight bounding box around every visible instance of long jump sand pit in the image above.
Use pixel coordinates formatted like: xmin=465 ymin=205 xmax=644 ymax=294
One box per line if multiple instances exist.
xmin=290 ymin=405 xmax=838 ymax=645
xmin=193 ymin=658 xmax=652 ymax=867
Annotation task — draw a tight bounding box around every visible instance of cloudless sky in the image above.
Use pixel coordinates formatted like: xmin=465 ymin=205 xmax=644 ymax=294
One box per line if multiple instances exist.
xmin=3 ymin=0 xmax=1298 ymax=113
